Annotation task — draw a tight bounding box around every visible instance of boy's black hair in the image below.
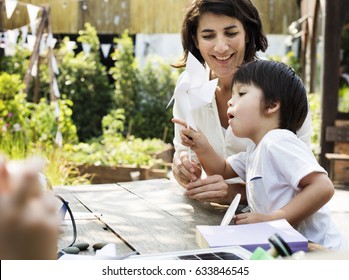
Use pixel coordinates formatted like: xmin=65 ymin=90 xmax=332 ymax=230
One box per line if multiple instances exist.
xmin=232 ymin=60 xmax=308 ymax=134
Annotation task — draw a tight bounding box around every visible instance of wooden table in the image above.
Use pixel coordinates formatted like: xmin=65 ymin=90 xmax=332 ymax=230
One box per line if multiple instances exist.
xmin=54 ymin=178 xmax=228 ymax=256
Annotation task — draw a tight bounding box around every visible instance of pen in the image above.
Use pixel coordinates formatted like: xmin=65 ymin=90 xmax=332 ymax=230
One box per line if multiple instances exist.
xmin=220 ymin=193 xmax=241 ymax=226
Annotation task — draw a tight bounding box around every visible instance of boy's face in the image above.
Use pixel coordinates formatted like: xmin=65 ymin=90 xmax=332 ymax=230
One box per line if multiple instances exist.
xmin=227 ymin=82 xmax=264 ymax=142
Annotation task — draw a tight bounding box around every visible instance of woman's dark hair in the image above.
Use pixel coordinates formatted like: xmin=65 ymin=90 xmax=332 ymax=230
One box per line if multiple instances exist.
xmin=233 ymin=60 xmax=308 ymax=134
xmin=174 ymin=0 xmax=268 ymax=68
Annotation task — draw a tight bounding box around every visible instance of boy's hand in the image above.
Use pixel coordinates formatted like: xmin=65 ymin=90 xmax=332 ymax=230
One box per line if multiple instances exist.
xmin=234 ymin=212 xmax=269 ymax=224
xmin=171 ymin=118 xmax=210 ymax=155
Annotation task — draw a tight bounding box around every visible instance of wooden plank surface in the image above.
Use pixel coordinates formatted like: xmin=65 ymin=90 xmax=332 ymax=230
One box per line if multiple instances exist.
xmin=54 ymin=186 xmax=133 ymax=256
xmin=117 ymin=179 xmax=227 ymax=225
xmin=55 ymin=179 xmax=227 ymax=255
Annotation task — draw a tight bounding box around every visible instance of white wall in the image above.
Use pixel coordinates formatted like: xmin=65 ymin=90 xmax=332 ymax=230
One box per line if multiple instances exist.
xmin=135 ymin=33 xmax=294 ymax=66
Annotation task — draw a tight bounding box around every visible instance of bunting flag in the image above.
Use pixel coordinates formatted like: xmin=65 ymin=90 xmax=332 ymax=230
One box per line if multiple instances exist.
xmin=0 ymin=32 xmax=3 ymax=49
xmin=31 ymin=60 xmax=38 ymax=77
xmin=5 ymin=0 xmax=17 ymax=19
xmin=53 ymin=77 xmax=60 ymax=98
xmin=39 ymin=37 xmax=48 ymax=56
xmin=66 ymin=41 xmax=76 ymax=52
xmin=55 ymin=129 xmax=63 ymax=148
xmin=82 ymin=42 xmax=91 ymax=55
xmin=47 ymin=33 xmax=57 ymax=49
xmin=51 ymin=55 xmax=60 ymax=75
xmin=101 ymin=43 xmax=112 ymax=58
xmin=4 ymin=29 xmax=19 ymax=56
xmin=4 ymin=41 xmax=15 ymax=56
xmin=26 ymin=34 xmax=36 ymax=51
xmin=20 ymin=26 xmax=29 ymax=45
xmin=7 ymin=29 xmax=19 ymax=44
xmin=114 ymin=15 xmax=120 ymax=26
xmin=54 ymin=101 xmax=60 ymax=119
xmin=27 ymin=4 xmax=41 ymax=25
xmin=30 ymin=21 xmax=37 ymax=36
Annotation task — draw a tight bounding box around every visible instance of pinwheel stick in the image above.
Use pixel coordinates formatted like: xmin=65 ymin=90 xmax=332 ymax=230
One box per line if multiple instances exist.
xmin=187 ymin=123 xmax=192 ymax=163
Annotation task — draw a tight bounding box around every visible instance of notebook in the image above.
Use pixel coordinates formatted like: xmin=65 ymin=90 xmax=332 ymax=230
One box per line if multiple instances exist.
xmin=196 ymin=219 xmax=308 ymax=253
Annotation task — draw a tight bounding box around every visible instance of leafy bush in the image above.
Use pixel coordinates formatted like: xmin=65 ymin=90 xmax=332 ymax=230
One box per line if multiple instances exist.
xmin=0 ymin=25 xmax=176 ymax=186
xmin=134 ymin=56 xmax=178 ymax=142
xmin=110 ymin=30 xmax=140 ymax=137
xmin=0 ymin=45 xmax=30 ymax=77
xmin=110 ymin=31 xmax=179 ymax=142
xmin=27 ymin=98 xmax=78 ymax=146
xmin=308 ymin=93 xmax=321 ymax=157
xmin=338 ymin=86 xmax=349 ymax=112
xmin=0 ymin=73 xmax=30 ymax=158
xmin=63 ymin=109 xmax=170 ymax=168
xmin=268 ymin=51 xmax=301 ymax=76
xmin=63 ymin=137 xmax=169 ymax=167
xmin=57 ymin=23 xmax=114 ymax=141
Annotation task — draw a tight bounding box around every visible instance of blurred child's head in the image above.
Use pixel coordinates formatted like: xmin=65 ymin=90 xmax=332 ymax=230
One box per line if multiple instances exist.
xmin=232 ymin=60 xmax=308 ymax=134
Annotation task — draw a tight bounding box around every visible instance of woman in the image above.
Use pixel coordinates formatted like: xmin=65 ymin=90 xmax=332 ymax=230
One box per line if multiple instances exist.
xmin=172 ymin=0 xmax=312 ymax=205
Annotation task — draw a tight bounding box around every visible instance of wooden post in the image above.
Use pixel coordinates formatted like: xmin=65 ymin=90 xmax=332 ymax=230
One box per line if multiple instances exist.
xmin=309 ymin=1 xmax=320 ymax=93
xmin=0 ymin=0 xmax=3 ymax=32
xmin=0 ymin=0 xmax=3 ymax=58
xmin=23 ymin=6 xmax=48 ymax=96
xmin=320 ymin=0 xmax=349 ymax=167
xmin=46 ymin=6 xmax=57 ymax=102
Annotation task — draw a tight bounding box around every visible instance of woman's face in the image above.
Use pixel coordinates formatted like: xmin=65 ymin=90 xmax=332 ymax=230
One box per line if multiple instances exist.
xmin=196 ymin=12 xmax=247 ymax=80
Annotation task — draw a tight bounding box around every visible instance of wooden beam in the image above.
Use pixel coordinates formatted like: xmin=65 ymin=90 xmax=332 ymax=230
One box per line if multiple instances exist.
xmin=309 ymin=1 xmax=320 ymax=93
xmin=0 ymin=0 xmax=3 ymax=31
xmin=23 ymin=7 xmax=49 ymax=95
xmin=320 ymin=0 xmax=349 ymax=167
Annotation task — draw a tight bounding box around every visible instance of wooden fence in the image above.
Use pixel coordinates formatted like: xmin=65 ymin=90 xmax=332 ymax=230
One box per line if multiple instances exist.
xmin=1 ymin=0 xmax=298 ymax=34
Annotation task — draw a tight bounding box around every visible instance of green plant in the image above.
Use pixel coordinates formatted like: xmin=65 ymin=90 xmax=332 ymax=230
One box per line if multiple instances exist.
xmin=110 ymin=30 xmax=140 ymax=137
xmin=58 ymin=23 xmax=114 ymax=141
xmin=42 ymin=147 xmax=91 ymax=186
xmin=134 ymin=55 xmax=178 ymax=142
xmin=338 ymin=86 xmax=349 ymax=112
xmin=0 ymin=45 xmax=30 ymax=77
xmin=109 ymin=31 xmax=179 ymax=142
xmin=0 ymin=73 xmax=31 ymax=158
xmin=102 ymin=108 xmax=126 ymax=138
xmin=28 ymin=98 xmax=78 ymax=146
xmin=308 ymin=92 xmax=321 ymax=157
xmin=63 ymin=137 xmax=169 ymax=168
xmin=268 ymin=51 xmax=301 ymax=76
xmin=63 ymin=109 xmax=170 ymax=168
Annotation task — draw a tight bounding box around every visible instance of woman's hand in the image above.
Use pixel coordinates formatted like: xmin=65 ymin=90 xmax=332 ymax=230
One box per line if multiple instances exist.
xmin=172 ymin=151 xmax=202 ymax=187
xmin=185 ymin=174 xmax=245 ymax=205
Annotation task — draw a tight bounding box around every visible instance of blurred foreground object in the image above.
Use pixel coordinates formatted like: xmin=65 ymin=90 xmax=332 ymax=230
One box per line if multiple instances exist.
xmin=0 ymin=154 xmax=59 ymax=260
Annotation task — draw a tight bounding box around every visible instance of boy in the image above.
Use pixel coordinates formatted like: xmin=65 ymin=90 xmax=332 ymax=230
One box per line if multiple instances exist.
xmin=172 ymin=60 xmax=346 ymax=250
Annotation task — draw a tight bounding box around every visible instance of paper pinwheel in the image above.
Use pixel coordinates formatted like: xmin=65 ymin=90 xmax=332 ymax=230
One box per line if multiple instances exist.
xmin=167 ymin=52 xmax=218 ymax=131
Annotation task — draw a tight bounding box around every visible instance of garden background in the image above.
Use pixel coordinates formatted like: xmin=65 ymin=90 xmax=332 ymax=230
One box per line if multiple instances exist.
xmin=1 ymin=0 xmax=347 ymax=186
